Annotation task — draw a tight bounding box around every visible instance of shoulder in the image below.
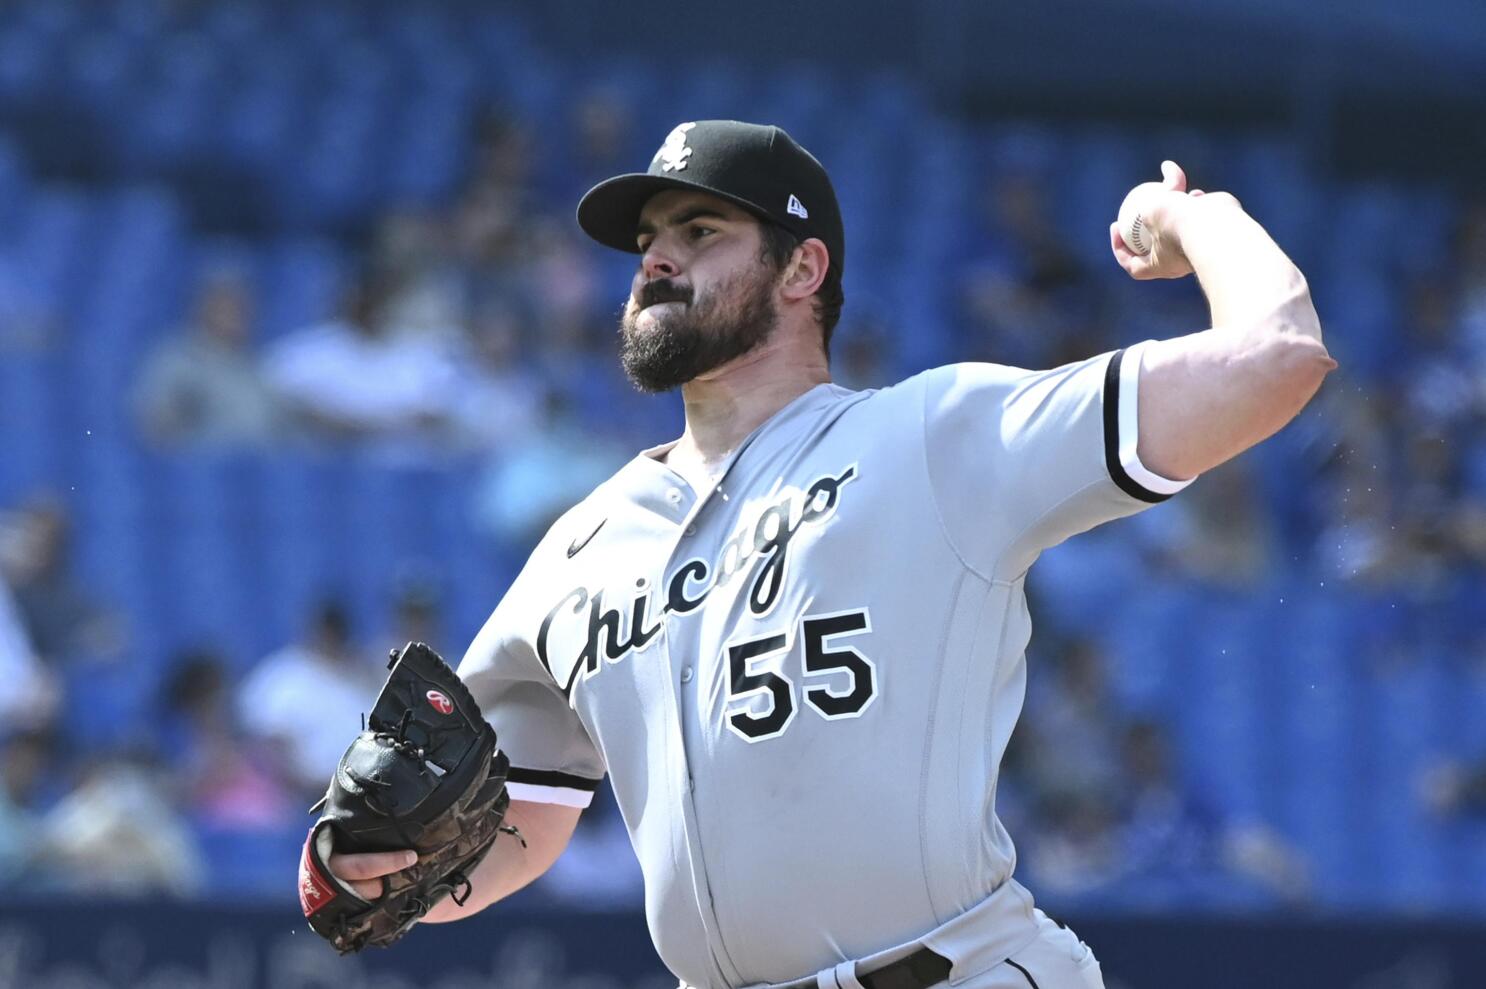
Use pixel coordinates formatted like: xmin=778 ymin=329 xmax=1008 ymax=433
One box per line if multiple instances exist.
xmin=919 ymin=355 xmax=1121 ymax=410
xmin=918 ymin=361 xmax=1037 ymax=391
xmin=849 ymin=362 xmax=1038 ymax=418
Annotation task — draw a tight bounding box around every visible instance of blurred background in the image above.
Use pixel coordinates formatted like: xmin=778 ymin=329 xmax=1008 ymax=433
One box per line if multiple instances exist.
xmin=0 ymin=0 xmax=1483 ymax=986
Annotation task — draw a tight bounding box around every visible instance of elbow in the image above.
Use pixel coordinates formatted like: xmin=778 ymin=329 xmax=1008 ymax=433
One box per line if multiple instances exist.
xmin=1274 ymin=278 xmax=1324 ymax=342
xmin=1263 ymin=331 xmax=1336 ymax=416
xmin=1265 ymin=280 xmax=1333 ymax=390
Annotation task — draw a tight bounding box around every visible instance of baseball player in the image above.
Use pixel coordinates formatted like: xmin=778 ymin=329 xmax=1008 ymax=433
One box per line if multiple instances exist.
xmin=328 ymin=121 xmax=1333 ymax=988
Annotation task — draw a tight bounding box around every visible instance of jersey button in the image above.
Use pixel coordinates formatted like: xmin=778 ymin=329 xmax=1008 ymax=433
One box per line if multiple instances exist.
xmin=680 ymin=666 xmax=694 ymax=683
xmin=666 ymin=488 xmax=683 ymax=505
xmin=684 ymin=524 xmax=696 ymax=536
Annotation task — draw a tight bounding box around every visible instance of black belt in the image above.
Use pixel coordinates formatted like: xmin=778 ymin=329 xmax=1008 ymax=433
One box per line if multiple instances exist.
xmin=857 ymin=947 xmax=953 ymax=989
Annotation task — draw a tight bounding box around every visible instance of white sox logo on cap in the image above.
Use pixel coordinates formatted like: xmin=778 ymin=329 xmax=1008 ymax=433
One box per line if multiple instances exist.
xmin=654 ymin=122 xmax=697 ymax=173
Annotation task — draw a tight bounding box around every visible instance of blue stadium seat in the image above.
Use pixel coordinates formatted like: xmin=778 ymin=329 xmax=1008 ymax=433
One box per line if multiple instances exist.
xmin=385 ymin=97 xmax=468 ymax=205
xmin=0 ymin=26 xmax=58 ymax=101
xmin=254 ymin=454 xmax=348 ymax=639
xmin=198 ymin=0 xmax=271 ymax=47
xmin=1230 ymin=139 xmax=1316 ymax=256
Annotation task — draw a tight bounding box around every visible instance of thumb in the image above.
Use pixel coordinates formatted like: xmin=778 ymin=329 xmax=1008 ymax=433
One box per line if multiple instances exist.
xmin=1160 ymin=160 xmax=1186 ymax=193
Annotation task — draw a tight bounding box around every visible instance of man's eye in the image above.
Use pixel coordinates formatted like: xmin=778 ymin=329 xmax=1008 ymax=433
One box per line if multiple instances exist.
xmin=690 ymin=226 xmax=714 ymax=240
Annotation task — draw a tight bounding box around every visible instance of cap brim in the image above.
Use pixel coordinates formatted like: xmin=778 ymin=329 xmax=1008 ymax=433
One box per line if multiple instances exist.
xmin=576 ymin=173 xmax=777 ymax=254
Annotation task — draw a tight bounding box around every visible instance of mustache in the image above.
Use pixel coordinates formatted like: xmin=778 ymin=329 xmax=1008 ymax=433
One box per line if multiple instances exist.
xmin=636 ymin=279 xmax=694 ymax=309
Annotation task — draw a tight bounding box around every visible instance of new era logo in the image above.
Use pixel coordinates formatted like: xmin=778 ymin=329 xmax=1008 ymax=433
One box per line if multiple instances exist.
xmin=786 ymin=194 xmax=808 ymax=219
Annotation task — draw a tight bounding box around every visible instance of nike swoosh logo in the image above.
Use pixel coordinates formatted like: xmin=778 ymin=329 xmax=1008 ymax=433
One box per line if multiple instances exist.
xmin=567 ymin=518 xmax=606 ymax=558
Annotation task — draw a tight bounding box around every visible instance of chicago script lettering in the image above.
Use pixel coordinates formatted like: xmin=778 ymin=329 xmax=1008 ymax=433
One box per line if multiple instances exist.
xmin=536 ymin=464 xmax=858 ymax=695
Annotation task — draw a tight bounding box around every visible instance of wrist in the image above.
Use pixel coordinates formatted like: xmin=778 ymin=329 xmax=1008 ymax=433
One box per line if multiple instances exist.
xmin=1163 ymin=193 xmax=1244 ymax=256
xmin=1153 ymin=193 xmax=1198 ymax=257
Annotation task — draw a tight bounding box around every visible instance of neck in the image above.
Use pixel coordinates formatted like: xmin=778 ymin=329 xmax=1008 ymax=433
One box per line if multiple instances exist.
xmin=668 ymin=332 xmax=830 ymax=473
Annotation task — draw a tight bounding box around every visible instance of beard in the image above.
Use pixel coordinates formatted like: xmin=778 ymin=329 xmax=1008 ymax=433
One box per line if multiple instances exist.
xmin=618 ymin=264 xmax=779 ymax=393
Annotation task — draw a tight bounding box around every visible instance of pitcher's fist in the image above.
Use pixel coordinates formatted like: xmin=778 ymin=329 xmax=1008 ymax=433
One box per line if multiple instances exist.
xmin=1111 ymin=161 xmax=1240 ymax=281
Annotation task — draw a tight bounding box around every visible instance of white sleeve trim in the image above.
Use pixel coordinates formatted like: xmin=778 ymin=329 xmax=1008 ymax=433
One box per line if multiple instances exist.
xmin=506 ymin=782 xmax=596 ymax=808
xmin=1117 ymin=340 xmax=1196 ymax=497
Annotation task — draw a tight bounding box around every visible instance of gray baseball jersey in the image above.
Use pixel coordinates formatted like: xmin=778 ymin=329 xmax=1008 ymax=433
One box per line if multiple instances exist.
xmin=459 ymin=342 xmax=1190 ymax=989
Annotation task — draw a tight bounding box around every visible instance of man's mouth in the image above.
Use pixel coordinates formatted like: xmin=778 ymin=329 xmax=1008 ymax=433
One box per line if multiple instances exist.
xmin=638 ymin=281 xmax=692 ymax=310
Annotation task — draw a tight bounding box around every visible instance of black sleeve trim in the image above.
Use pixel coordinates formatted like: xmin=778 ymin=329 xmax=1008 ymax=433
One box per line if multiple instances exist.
xmin=507 ymin=767 xmax=603 ymax=791
xmin=1103 ymin=348 xmax=1173 ymax=505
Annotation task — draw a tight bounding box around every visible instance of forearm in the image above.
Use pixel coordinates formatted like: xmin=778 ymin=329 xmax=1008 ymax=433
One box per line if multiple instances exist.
xmin=1138 ymin=326 xmax=1335 ymax=478
xmin=1174 ymin=197 xmax=1323 ymax=346
xmin=1134 ymin=195 xmax=1336 ymax=480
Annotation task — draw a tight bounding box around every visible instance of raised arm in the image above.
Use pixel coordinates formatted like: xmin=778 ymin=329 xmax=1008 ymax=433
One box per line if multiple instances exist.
xmin=1110 ymin=161 xmax=1337 ymax=481
xmin=328 ymin=798 xmax=582 ymax=923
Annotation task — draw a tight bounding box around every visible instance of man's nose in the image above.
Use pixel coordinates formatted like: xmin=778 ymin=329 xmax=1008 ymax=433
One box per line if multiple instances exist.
xmin=641 ymin=247 xmax=680 ymax=281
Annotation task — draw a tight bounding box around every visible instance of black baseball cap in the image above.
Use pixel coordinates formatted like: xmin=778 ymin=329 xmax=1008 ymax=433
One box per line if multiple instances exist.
xmin=577 ymin=120 xmax=844 ymax=279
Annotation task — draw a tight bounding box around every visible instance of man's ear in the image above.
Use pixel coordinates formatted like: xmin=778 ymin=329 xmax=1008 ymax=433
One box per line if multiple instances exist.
xmin=779 ymin=238 xmax=829 ymax=302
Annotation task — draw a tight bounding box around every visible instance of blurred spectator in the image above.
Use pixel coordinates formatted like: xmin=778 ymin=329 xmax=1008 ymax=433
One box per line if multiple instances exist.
xmin=526 ymin=222 xmax=605 ymax=355
xmin=1004 ymin=637 xmax=1128 ymax=896
xmin=160 ymin=650 xmax=295 ymax=830
xmin=1456 ymin=197 xmax=1486 ymax=361
xmin=31 ymin=752 xmax=207 ymax=897
xmin=262 ymin=266 xmax=462 ymax=450
xmin=1115 ymin=721 xmax=1310 ymax=904
xmin=393 ymin=577 xmax=440 ymax=645
xmin=446 ymin=298 xmax=543 ymax=453
xmin=133 ymin=266 xmax=282 ymax=448
xmin=0 ymin=729 xmax=51 ymax=883
xmin=367 ymin=571 xmax=451 ymax=656
xmin=237 ymin=601 xmax=383 ymax=799
xmin=451 ymin=112 xmax=539 ymax=272
xmin=0 ymin=568 xmax=59 ymax=731
xmin=1133 ymin=459 xmax=1276 ymax=588
xmin=0 ymin=496 xmax=126 ymax=665
xmin=1421 ymin=756 xmax=1486 ymax=819
xmin=473 ymin=389 xmax=630 ymax=547
xmin=1394 ymin=273 xmax=1478 ymax=434
xmin=1013 ymin=637 xmax=1126 ymax=809
xmin=957 ymin=169 xmax=1100 ymax=370
xmin=561 ymin=86 xmax=636 ymax=199
xmin=1390 ymin=429 xmax=1486 ymax=588
xmin=1010 ymin=648 xmax=1310 ymax=905
xmin=1300 ymin=383 xmax=1402 ymax=582
xmin=370 ymin=209 xmax=466 ymax=339
xmin=1314 ymin=456 xmax=1398 ymax=584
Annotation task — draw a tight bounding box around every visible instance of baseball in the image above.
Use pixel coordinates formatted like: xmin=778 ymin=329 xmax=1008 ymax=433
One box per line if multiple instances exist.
xmin=1117 ymin=182 xmax=1164 ymax=256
